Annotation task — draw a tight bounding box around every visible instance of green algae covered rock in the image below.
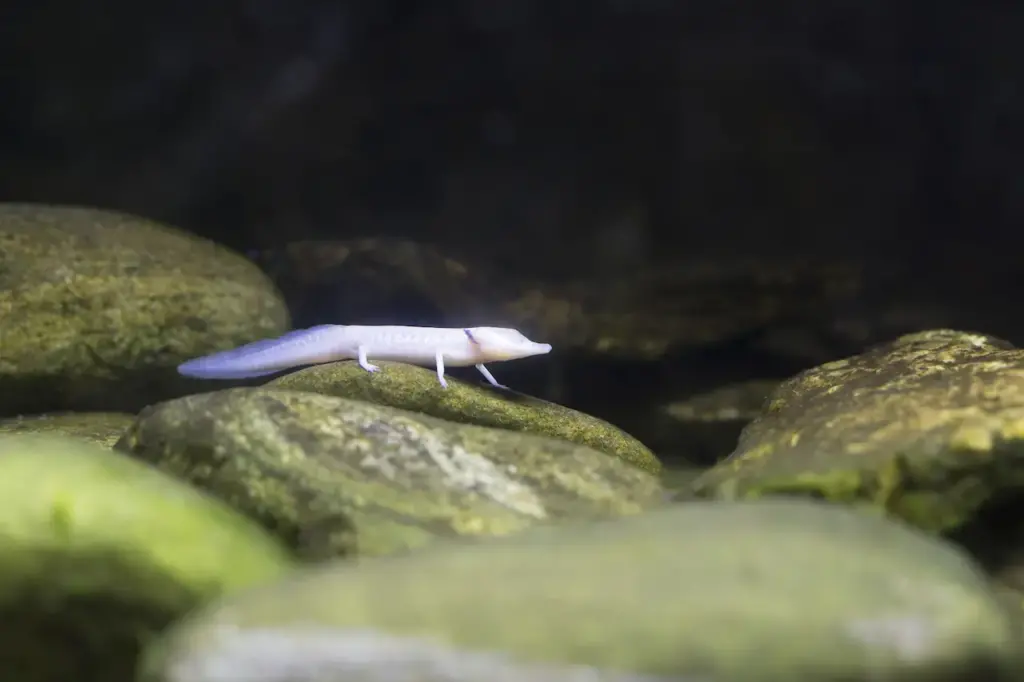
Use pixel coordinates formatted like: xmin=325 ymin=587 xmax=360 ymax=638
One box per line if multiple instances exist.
xmin=140 ymin=498 xmax=1022 ymax=682
xmin=693 ymin=329 xmax=1024 ymax=533
xmin=0 ymin=203 xmax=290 ymax=416
xmin=114 ymin=387 xmax=665 ymax=561
xmin=0 ymin=433 xmax=293 ymax=682
xmin=266 ymin=359 xmax=660 ymax=473
xmin=0 ymin=411 xmax=136 ymax=448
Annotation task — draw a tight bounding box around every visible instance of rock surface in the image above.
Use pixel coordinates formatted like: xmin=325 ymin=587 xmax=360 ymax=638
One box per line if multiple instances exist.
xmin=0 ymin=433 xmax=292 ymax=682
xmin=0 ymin=203 xmax=290 ymax=416
xmin=694 ymin=330 xmax=1024 ymax=533
xmin=0 ymin=411 xmax=136 ymax=448
xmin=140 ymin=498 xmax=1021 ymax=682
xmin=266 ymin=359 xmax=660 ymax=473
xmin=114 ymin=388 xmax=666 ymax=560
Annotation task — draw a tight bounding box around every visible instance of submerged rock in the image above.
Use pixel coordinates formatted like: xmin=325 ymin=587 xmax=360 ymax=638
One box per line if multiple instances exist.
xmin=0 ymin=411 xmax=136 ymax=448
xmin=114 ymin=388 xmax=665 ymax=560
xmin=651 ymin=379 xmax=779 ymax=465
xmin=0 ymin=203 xmax=289 ymax=416
xmin=0 ymin=433 xmax=292 ymax=682
xmin=256 ymin=238 xmax=862 ymax=360
xmin=694 ymin=330 xmax=1024 ymax=532
xmin=140 ymin=498 xmax=1020 ymax=682
xmin=266 ymin=359 xmax=660 ymax=473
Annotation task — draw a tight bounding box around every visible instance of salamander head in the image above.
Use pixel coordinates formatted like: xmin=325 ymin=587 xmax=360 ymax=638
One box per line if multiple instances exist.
xmin=464 ymin=327 xmax=552 ymax=361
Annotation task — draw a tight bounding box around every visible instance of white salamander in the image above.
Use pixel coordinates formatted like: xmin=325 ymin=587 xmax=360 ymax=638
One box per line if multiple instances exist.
xmin=176 ymin=325 xmax=552 ymax=388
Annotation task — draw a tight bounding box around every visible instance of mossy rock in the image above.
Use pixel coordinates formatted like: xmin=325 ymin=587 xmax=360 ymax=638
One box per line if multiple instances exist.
xmin=693 ymin=329 xmax=1024 ymax=533
xmin=499 ymin=261 xmax=862 ymax=359
xmin=114 ymin=387 xmax=666 ymax=561
xmin=0 ymin=203 xmax=290 ymax=416
xmin=266 ymin=360 xmax=660 ymax=473
xmin=650 ymin=379 xmax=780 ymax=465
xmin=140 ymin=498 xmax=1021 ymax=682
xmin=0 ymin=411 xmax=136 ymax=448
xmin=252 ymin=239 xmax=862 ymax=359
xmin=0 ymin=433 xmax=293 ymax=682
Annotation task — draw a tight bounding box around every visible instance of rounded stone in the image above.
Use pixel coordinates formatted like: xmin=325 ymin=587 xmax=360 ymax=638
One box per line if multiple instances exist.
xmin=140 ymin=498 xmax=1021 ymax=682
xmin=0 ymin=433 xmax=293 ymax=682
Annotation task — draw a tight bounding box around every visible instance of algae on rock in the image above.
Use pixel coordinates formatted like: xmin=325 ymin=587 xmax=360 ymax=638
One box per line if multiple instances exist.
xmin=266 ymin=359 xmax=660 ymax=473
xmin=114 ymin=387 xmax=666 ymax=560
xmin=694 ymin=329 xmax=1024 ymax=533
xmin=0 ymin=203 xmax=290 ymax=415
xmin=0 ymin=411 xmax=136 ymax=448
xmin=0 ymin=433 xmax=293 ymax=682
xmin=140 ymin=498 xmax=1021 ymax=682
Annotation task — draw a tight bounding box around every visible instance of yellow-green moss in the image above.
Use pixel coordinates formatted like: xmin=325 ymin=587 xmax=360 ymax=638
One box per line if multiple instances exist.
xmin=694 ymin=330 xmax=1024 ymax=533
xmin=267 ymin=360 xmax=660 ymax=473
xmin=115 ymin=388 xmax=666 ymax=560
xmin=0 ymin=203 xmax=290 ymax=415
xmin=0 ymin=433 xmax=293 ymax=682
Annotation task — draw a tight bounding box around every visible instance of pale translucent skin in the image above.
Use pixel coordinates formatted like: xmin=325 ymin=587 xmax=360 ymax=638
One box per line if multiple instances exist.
xmin=176 ymin=325 xmax=552 ymax=388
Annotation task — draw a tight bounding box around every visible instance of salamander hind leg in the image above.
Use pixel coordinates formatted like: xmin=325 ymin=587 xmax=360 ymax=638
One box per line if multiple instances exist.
xmin=357 ymin=346 xmax=380 ymax=373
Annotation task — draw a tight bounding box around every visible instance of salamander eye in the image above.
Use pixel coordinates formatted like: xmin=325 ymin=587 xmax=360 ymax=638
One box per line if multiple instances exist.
xmin=464 ymin=329 xmax=479 ymax=344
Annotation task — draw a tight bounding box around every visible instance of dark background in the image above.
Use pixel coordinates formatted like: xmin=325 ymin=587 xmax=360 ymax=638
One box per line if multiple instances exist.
xmin=2 ymin=0 xmax=1021 ymax=453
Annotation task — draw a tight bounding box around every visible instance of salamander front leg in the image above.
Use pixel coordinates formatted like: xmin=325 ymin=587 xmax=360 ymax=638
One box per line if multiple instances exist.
xmin=475 ymin=364 xmax=506 ymax=389
xmin=435 ymin=351 xmax=448 ymax=388
xmin=357 ymin=346 xmax=380 ymax=373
